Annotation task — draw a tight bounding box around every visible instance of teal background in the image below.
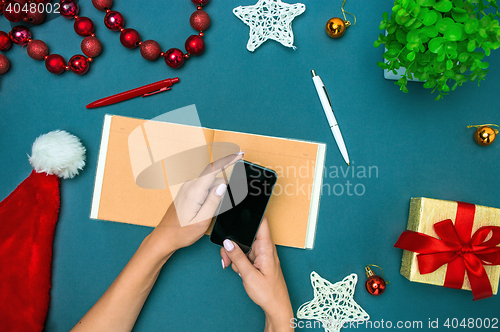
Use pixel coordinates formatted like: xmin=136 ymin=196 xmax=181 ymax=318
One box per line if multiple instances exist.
xmin=1 ymin=0 xmax=500 ymax=331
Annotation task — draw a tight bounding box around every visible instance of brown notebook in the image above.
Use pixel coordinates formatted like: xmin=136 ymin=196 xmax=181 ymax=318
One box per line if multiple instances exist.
xmin=90 ymin=114 xmax=325 ymax=249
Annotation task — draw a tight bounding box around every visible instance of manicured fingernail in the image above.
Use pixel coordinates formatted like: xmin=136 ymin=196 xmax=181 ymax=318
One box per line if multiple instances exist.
xmin=236 ymin=151 xmax=245 ymax=155
xmin=221 ymin=258 xmax=225 ymax=269
xmin=215 ymin=183 xmax=227 ymax=197
xmin=223 ymin=239 xmax=235 ymax=252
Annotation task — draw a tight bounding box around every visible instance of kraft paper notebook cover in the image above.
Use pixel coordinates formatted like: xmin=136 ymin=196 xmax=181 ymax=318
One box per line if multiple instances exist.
xmin=90 ymin=114 xmax=326 ymax=249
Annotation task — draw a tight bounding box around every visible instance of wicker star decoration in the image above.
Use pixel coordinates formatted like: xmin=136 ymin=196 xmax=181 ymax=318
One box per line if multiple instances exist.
xmin=297 ymin=272 xmax=370 ymax=332
xmin=233 ymin=0 xmax=305 ymax=52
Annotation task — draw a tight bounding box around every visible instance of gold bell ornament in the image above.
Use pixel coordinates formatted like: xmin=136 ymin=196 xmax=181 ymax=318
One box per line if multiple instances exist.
xmin=325 ymin=0 xmax=356 ymax=38
xmin=467 ymin=124 xmax=499 ymax=146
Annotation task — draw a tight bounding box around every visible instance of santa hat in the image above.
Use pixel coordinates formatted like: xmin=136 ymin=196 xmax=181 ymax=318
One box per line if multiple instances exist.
xmin=0 ymin=130 xmax=86 ymax=332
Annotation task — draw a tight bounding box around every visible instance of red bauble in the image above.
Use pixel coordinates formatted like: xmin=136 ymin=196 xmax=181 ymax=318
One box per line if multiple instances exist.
xmin=0 ymin=31 xmax=12 ymax=51
xmin=191 ymin=0 xmax=209 ymax=6
xmin=0 ymin=54 xmax=10 ymax=75
xmin=3 ymin=1 xmax=24 ymax=22
xmin=9 ymin=26 xmax=32 ymax=46
xmin=140 ymin=40 xmax=161 ymax=61
xmin=120 ymin=28 xmax=140 ymax=49
xmin=365 ymin=275 xmax=386 ymax=296
xmin=81 ymin=36 xmax=102 ymax=58
xmin=185 ymin=35 xmax=205 ymax=56
xmin=60 ymin=0 xmax=79 ymax=18
xmin=92 ymin=0 xmax=113 ymax=11
xmin=23 ymin=8 xmax=46 ymax=25
xmin=74 ymin=17 xmax=95 ymax=36
xmin=164 ymin=48 xmax=185 ymax=68
xmin=104 ymin=11 xmax=125 ymax=31
xmin=27 ymin=40 xmax=49 ymax=60
xmin=190 ymin=10 xmax=210 ymax=31
xmin=69 ymin=54 xmax=89 ymax=75
xmin=45 ymin=54 xmax=66 ymax=74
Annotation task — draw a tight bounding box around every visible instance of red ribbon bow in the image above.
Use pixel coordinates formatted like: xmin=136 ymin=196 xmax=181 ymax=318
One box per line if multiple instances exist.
xmin=394 ymin=202 xmax=500 ymax=301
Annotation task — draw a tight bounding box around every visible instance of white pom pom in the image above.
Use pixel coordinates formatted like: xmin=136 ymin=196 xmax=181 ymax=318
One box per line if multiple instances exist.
xmin=29 ymin=130 xmax=86 ymax=179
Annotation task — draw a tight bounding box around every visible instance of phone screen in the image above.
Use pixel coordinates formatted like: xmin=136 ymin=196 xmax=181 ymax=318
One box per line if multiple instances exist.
xmin=210 ymin=160 xmax=277 ymax=253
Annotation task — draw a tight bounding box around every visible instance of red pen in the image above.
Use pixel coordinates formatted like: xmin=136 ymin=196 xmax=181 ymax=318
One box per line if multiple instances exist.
xmin=86 ymin=77 xmax=180 ymax=109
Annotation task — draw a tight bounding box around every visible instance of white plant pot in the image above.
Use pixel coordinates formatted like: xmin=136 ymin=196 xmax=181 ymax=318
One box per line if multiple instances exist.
xmin=383 ymin=57 xmax=424 ymax=82
xmin=383 ymin=30 xmax=424 ymax=82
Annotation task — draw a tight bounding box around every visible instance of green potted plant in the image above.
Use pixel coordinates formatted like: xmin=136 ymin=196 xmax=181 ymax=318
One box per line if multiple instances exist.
xmin=374 ymin=0 xmax=500 ymax=100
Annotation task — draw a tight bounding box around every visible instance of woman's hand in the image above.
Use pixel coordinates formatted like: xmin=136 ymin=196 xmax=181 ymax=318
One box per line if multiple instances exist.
xmin=221 ymin=217 xmax=294 ymax=332
xmin=71 ymin=153 xmax=244 ymax=332
xmin=148 ymin=153 xmax=243 ymax=258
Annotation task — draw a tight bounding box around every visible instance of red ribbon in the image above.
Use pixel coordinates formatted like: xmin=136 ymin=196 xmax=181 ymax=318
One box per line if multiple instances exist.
xmin=394 ymin=202 xmax=500 ymax=300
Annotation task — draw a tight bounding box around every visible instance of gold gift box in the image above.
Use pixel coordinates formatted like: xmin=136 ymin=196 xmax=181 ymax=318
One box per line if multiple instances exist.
xmin=400 ymin=197 xmax=500 ymax=294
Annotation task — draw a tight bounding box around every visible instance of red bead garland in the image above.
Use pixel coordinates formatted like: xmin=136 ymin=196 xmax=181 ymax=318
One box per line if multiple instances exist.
xmin=140 ymin=40 xmax=161 ymax=61
xmin=0 ymin=31 xmax=12 ymax=51
xmin=191 ymin=0 xmax=209 ymax=6
xmin=164 ymin=48 xmax=185 ymax=69
xmin=1 ymin=0 xmax=210 ymax=77
xmin=104 ymin=11 xmax=124 ymax=31
xmin=93 ymin=0 xmax=211 ymax=69
xmin=3 ymin=1 xmax=24 ymax=22
xmin=45 ymin=54 xmax=66 ymax=74
xmin=27 ymin=39 xmax=49 ymax=60
xmin=119 ymin=28 xmax=140 ymax=49
xmin=68 ymin=54 xmax=89 ymax=75
xmin=0 ymin=0 xmax=102 ymax=75
xmin=24 ymin=8 xmax=45 ymax=25
xmin=91 ymin=0 xmax=112 ymax=12
xmin=81 ymin=36 xmax=102 ymax=58
xmin=0 ymin=53 xmax=10 ymax=74
xmin=185 ymin=35 xmax=205 ymax=56
xmin=60 ymin=0 xmax=79 ymax=18
xmin=10 ymin=25 xmax=31 ymax=45
xmin=74 ymin=17 xmax=95 ymax=37
xmin=190 ymin=10 xmax=210 ymax=31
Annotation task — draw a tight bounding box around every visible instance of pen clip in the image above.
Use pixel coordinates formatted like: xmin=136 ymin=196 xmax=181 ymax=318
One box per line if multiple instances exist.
xmin=322 ymin=86 xmax=333 ymax=108
xmin=142 ymin=86 xmax=171 ymax=97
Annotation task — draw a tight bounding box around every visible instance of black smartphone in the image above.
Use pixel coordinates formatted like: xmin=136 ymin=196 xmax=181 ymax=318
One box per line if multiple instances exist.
xmin=210 ymin=160 xmax=277 ymax=253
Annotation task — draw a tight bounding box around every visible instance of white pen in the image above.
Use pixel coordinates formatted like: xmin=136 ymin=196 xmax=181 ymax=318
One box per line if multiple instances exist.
xmin=311 ymin=70 xmax=350 ymax=165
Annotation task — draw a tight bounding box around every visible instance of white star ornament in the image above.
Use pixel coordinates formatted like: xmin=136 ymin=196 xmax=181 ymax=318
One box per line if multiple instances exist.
xmin=233 ymin=0 xmax=306 ymax=52
xmin=297 ymin=272 xmax=370 ymax=332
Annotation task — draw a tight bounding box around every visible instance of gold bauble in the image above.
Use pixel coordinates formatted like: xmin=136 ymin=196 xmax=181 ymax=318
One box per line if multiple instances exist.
xmin=473 ymin=125 xmax=497 ymax=146
xmin=326 ymin=17 xmax=351 ymax=38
